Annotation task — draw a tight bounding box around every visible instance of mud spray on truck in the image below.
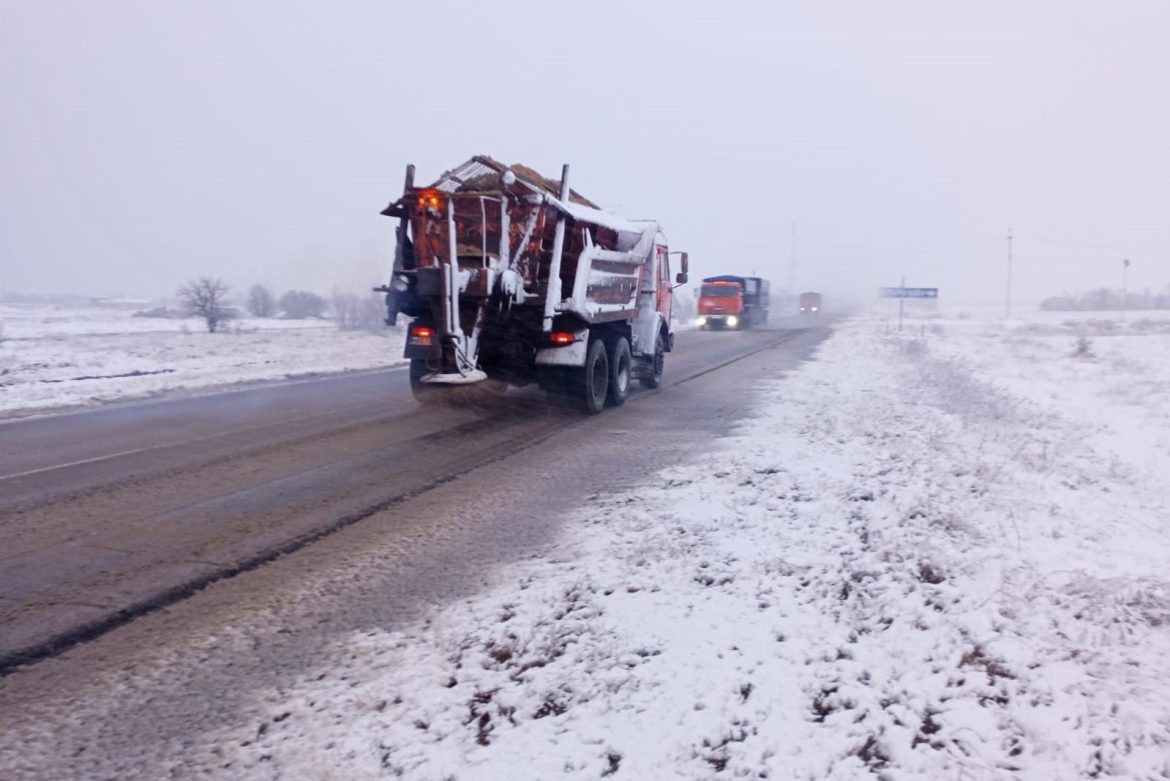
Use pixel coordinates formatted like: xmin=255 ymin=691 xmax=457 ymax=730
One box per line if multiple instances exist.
xmin=377 ymin=156 xmax=689 ymax=414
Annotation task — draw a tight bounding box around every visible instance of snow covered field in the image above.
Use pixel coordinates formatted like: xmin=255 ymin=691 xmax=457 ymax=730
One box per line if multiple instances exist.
xmin=0 ymin=303 xmax=407 ymax=418
xmin=173 ymin=310 xmax=1170 ymax=779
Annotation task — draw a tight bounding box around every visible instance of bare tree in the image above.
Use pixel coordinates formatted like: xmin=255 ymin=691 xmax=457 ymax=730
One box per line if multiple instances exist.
xmin=331 ymin=290 xmax=386 ymax=331
xmin=279 ymin=289 xmax=326 ymax=319
xmin=356 ymin=293 xmax=386 ymax=330
xmin=178 ymin=277 xmax=232 ymax=333
xmin=246 ymin=284 xmax=275 ymax=318
xmin=331 ymin=291 xmax=361 ymax=330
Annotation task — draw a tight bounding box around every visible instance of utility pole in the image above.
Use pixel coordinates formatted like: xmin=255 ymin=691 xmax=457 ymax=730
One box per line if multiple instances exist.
xmin=1005 ymin=228 xmax=1013 ymax=320
xmin=789 ymin=222 xmax=796 ymax=294
xmin=898 ymin=276 xmax=906 ymax=332
xmin=1122 ymin=258 xmax=1130 ymax=309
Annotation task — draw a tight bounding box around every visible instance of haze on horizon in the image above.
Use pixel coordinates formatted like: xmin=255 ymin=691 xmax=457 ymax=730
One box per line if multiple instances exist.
xmin=2 ymin=0 xmax=1168 ymax=307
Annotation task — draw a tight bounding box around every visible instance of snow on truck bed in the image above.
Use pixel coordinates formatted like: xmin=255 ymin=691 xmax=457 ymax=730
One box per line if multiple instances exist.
xmin=189 ymin=309 xmax=1170 ymax=779
xmin=0 ymin=303 xmax=408 ymax=418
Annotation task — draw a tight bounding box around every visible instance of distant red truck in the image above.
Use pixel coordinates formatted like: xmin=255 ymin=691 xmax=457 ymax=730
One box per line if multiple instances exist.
xmin=798 ymin=291 xmax=823 ymax=314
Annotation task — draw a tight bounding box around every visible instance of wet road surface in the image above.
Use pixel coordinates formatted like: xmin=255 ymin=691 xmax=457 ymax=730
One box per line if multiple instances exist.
xmin=0 ymin=321 xmax=829 ymax=673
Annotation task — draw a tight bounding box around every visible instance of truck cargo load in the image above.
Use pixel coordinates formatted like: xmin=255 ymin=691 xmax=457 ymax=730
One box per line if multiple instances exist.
xmin=377 ymin=156 xmax=688 ymax=414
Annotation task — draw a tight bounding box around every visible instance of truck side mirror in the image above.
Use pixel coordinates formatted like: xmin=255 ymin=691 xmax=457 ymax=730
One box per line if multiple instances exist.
xmin=675 ymin=272 xmax=688 ymax=285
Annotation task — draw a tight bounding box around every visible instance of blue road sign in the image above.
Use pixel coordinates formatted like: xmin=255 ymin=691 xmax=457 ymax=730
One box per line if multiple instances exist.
xmin=880 ymin=287 xmax=939 ymax=299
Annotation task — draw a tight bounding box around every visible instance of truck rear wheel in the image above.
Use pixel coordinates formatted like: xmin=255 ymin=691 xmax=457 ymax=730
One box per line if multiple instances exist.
xmin=607 ymin=337 xmax=631 ymax=407
xmin=576 ymin=338 xmax=610 ymax=414
xmin=640 ymin=332 xmax=665 ymax=389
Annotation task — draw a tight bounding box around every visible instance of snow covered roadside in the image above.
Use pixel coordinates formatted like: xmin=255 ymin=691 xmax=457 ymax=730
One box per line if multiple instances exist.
xmin=173 ymin=316 xmax=1170 ymax=777
xmin=0 ymin=304 xmax=407 ymax=418
xmin=926 ymin=312 xmax=1170 ymax=494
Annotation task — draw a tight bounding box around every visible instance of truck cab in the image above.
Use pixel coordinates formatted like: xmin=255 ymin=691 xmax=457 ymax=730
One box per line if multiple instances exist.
xmin=695 ymin=275 xmax=769 ymax=330
xmin=696 ymin=280 xmax=745 ymax=330
xmin=798 ymin=292 xmax=823 ymax=313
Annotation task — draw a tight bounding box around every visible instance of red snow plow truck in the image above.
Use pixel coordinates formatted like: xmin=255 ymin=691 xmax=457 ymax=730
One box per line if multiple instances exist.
xmin=377 ymin=156 xmax=688 ymax=414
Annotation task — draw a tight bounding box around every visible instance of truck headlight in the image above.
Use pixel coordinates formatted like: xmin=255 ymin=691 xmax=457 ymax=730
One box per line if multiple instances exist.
xmin=695 ymin=316 xmax=707 ymax=326
xmin=727 ymin=316 xmax=739 ymax=327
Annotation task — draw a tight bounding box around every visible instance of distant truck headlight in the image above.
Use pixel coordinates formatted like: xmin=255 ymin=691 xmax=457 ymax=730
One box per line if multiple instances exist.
xmin=727 ymin=316 xmax=739 ymax=327
xmin=695 ymin=316 xmax=707 ymax=326
xmin=811 ymin=306 xmax=818 ymax=312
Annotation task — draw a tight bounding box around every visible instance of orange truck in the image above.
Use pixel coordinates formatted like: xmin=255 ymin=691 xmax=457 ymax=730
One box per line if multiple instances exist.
xmin=695 ymin=275 xmax=770 ymax=330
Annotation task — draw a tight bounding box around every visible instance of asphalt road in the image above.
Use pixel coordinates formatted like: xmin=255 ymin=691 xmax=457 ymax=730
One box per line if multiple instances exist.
xmin=0 ymin=319 xmax=831 ymax=675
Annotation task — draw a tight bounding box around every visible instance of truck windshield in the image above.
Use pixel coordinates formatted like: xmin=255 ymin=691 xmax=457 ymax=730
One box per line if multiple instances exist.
xmin=701 ymin=286 xmax=740 ymax=298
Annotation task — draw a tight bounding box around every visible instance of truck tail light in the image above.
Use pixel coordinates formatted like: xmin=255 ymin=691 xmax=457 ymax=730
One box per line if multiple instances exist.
xmin=409 ymin=325 xmax=435 ymax=346
xmin=415 ymin=190 xmax=444 ymax=210
xmin=549 ymin=331 xmax=577 ymax=346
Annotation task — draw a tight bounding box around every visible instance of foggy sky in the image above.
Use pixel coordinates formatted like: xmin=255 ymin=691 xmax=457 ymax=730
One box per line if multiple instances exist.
xmin=3 ymin=0 xmax=1168 ymax=305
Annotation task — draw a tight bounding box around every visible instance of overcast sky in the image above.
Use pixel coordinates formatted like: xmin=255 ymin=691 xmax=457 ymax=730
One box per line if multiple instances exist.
xmin=3 ymin=0 xmax=1168 ymax=305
